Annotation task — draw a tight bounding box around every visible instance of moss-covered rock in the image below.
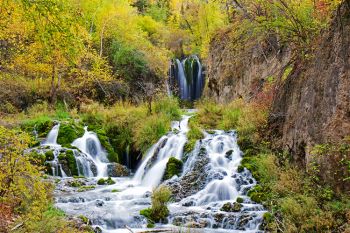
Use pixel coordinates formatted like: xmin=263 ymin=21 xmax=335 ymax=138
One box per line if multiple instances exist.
xmin=95 ymin=129 xmax=119 ymax=162
xmin=236 ymin=197 xmax=244 ymax=203
xmin=68 ymin=179 xmax=85 ymax=187
xmin=21 ymin=117 xmax=54 ymax=138
xmin=220 ymin=202 xmax=242 ymax=212
xmin=237 ymin=165 xmax=244 ymax=173
xmin=57 ymin=123 xmax=84 ymax=146
xmin=77 ymin=185 xmax=95 ymax=192
xmin=247 ymin=185 xmax=268 ymax=203
xmin=45 ymin=150 xmax=54 ymax=161
xmin=97 ymin=178 xmax=106 ymax=185
xmin=106 ymin=163 xmax=129 ymax=177
xmin=164 ymin=157 xmax=183 ymax=180
xmin=97 ymin=177 xmax=116 ymax=185
xmin=58 ymin=150 xmax=78 ymax=176
xmin=44 ymin=162 xmax=53 ymax=175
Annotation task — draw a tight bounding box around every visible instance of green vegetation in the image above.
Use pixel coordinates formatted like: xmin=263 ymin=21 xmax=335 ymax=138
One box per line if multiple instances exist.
xmin=164 ymin=157 xmax=183 ymax=180
xmin=57 ymin=124 xmax=84 ymax=146
xmin=28 ymin=151 xmax=46 ymax=166
xmin=45 ymin=150 xmax=55 ymax=161
xmin=0 ymin=0 xmax=228 ymax=114
xmin=10 ymin=96 xmax=182 ymax=164
xmin=77 ymin=186 xmax=96 ymax=192
xmin=58 ymin=150 xmax=79 ymax=177
xmin=140 ymin=185 xmax=171 ymax=225
xmin=193 ymin=95 xmax=349 ymax=232
xmin=97 ymin=177 xmax=116 ymax=185
xmin=0 ymin=126 xmax=90 ymax=232
xmin=184 ymin=117 xmax=204 ymax=153
xmin=220 ymin=202 xmax=242 ymax=212
xmin=0 ymin=0 xmax=347 ymax=231
xmin=241 ymin=152 xmax=349 ymax=232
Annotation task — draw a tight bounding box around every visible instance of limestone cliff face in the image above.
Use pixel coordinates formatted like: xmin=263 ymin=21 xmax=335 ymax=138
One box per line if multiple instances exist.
xmin=204 ymin=30 xmax=291 ymax=103
xmin=269 ymin=1 xmax=350 ymax=160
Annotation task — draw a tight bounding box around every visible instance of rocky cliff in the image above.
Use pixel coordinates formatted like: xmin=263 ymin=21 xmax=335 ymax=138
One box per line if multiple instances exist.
xmin=204 ymin=29 xmax=291 ymax=103
xmin=269 ymin=1 xmax=350 ymax=162
xmin=204 ymin=1 xmax=350 ymax=191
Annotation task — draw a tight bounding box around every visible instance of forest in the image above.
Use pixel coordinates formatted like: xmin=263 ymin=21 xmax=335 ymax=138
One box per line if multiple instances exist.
xmin=0 ymin=0 xmax=349 ymax=233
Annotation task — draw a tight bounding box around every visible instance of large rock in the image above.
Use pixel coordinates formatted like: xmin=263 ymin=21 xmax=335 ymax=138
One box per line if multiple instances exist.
xmin=165 ymin=147 xmax=210 ymax=201
xmin=107 ymin=163 xmax=129 ymax=177
xmin=269 ymin=1 xmax=350 ymax=192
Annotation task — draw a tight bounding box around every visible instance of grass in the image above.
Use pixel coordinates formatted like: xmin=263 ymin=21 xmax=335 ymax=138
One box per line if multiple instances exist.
xmin=239 ymin=147 xmax=350 ymax=232
xmin=5 ymin=96 xmax=182 ymax=163
xmin=184 ymin=117 xmax=204 ymax=153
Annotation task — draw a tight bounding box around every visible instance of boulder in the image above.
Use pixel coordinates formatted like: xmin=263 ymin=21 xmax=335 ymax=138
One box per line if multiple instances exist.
xmin=107 ymin=163 xmax=129 ymax=177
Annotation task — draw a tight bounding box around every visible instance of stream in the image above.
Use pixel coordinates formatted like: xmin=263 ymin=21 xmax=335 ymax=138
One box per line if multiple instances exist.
xmin=41 ymin=113 xmax=265 ymax=232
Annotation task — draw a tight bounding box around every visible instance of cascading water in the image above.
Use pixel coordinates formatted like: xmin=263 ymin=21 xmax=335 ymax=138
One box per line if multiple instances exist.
xmin=72 ymin=127 xmax=109 ymax=177
xmin=133 ymin=115 xmax=190 ymax=188
xmin=42 ymin=124 xmax=60 ymax=146
xmin=54 ymin=114 xmax=266 ymax=232
xmin=39 ymin=124 xmax=110 ymax=178
xmin=169 ymin=55 xmax=205 ymax=101
xmin=167 ymin=130 xmax=265 ymax=231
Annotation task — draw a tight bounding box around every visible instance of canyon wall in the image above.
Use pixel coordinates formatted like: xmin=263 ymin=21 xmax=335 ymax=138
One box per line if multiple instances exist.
xmin=204 ymin=1 xmax=350 ymax=190
xmin=204 ymin=30 xmax=291 ymax=103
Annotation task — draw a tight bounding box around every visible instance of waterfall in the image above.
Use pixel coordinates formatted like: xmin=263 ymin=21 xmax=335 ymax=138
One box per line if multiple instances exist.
xmin=133 ymin=115 xmax=190 ymax=188
xmin=169 ymin=55 xmax=204 ymax=101
xmin=42 ymin=124 xmax=60 ymax=146
xmin=72 ymin=127 xmax=109 ymax=177
xmin=167 ymin=130 xmax=265 ymax=230
xmin=54 ymin=114 xmax=265 ymax=232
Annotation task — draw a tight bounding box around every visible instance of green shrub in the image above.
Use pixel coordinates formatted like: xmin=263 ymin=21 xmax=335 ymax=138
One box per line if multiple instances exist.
xmin=153 ymin=96 xmax=181 ymax=120
xmin=21 ymin=116 xmax=54 ymax=138
xmin=28 ymin=151 xmax=46 ymax=166
xmin=164 ymin=157 xmax=183 ymax=180
xmin=45 ymin=150 xmax=54 ymax=161
xmin=195 ymin=99 xmax=223 ymax=129
xmin=140 ymin=185 xmax=171 ymax=224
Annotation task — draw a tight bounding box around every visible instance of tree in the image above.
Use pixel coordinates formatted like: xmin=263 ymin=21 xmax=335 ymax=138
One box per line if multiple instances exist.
xmin=0 ymin=126 xmax=52 ymax=230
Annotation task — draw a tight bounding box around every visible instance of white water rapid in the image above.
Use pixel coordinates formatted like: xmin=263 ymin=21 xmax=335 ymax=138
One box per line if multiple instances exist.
xmin=42 ymin=124 xmax=60 ymax=146
xmin=133 ymin=115 xmax=190 ymax=188
xmin=54 ymin=114 xmax=266 ymax=232
xmin=72 ymin=127 xmax=109 ymax=177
